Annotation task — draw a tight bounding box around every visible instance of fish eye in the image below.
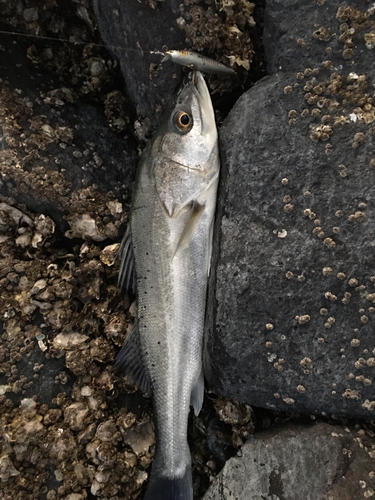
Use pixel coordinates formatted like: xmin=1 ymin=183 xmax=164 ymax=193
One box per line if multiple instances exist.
xmin=173 ymin=110 xmax=192 ymax=133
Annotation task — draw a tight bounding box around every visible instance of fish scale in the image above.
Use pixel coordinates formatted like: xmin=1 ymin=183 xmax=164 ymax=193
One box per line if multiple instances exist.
xmin=116 ymin=71 xmax=220 ymax=500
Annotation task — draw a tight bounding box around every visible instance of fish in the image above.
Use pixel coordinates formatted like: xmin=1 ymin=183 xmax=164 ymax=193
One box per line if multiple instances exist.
xmin=116 ymin=70 xmax=220 ymax=500
xmin=162 ymin=49 xmax=236 ymax=76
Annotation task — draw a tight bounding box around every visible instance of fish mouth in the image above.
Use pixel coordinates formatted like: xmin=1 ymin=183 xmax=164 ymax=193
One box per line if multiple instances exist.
xmin=192 ymin=71 xmax=216 ymax=137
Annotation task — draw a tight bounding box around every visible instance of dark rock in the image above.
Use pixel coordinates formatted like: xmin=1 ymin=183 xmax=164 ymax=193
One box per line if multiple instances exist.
xmin=205 ymin=0 xmax=375 ymax=419
xmin=0 ymin=7 xmax=151 ymax=499
xmin=203 ymin=422 xmax=375 ymax=500
xmin=264 ymin=0 xmax=375 ymax=77
xmin=0 ymin=31 xmax=137 ymax=237
xmin=92 ymin=0 xmax=190 ymax=127
xmin=92 ymin=0 xmax=255 ymax=130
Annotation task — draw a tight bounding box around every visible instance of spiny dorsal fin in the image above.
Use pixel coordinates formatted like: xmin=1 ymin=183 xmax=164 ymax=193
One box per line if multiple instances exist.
xmin=117 ymin=224 xmax=136 ymax=293
xmin=114 ymin=319 xmax=151 ymax=396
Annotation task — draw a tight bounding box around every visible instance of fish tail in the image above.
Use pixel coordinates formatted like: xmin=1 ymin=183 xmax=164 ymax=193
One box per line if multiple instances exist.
xmin=144 ymin=465 xmax=193 ymax=500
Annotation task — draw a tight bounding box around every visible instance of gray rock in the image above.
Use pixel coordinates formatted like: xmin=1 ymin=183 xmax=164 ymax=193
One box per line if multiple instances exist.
xmin=205 ymin=0 xmax=375 ymax=419
xmin=203 ymin=422 xmax=375 ymax=500
xmin=264 ymin=0 xmax=375 ymax=77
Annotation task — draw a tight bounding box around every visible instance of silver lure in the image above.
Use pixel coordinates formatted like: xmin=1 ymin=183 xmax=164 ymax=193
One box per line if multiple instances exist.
xmin=162 ymin=49 xmax=236 ymax=76
xmin=116 ymin=71 xmax=220 ymax=500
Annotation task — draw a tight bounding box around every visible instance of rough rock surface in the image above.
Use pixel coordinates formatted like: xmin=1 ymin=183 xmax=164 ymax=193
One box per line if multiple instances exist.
xmin=92 ymin=0 xmax=187 ymax=128
xmin=0 ymin=2 xmax=256 ymax=499
xmin=0 ymin=6 xmax=157 ymax=498
xmin=205 ymin=0 xmax=375 ymax=419
xmin=0 ymin=30 xmax=137 ymax=237
xmin=203 ymin=422 xmax=375 ymax=500
xmin=1 ymin=0 xmax=375 ymax=499
xmin=93 ymin=0 xmax=256 ymax=132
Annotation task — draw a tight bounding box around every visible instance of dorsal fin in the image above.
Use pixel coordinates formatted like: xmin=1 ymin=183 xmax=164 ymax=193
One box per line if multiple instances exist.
xmin=117 ymin=224 xmax=136 ymax=293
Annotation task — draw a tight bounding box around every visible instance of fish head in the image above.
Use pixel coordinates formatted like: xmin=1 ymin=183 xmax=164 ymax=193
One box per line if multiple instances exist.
xmin=160 ymin=71 xmax=218 ymax=172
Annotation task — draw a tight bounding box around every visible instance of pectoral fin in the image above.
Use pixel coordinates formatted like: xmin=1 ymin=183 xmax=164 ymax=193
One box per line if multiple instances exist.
xmin=190 ymin=369 xmax=204 ymax=416
xmin=173 ymin=201 xmax=205 ymax=258
xmin=114 ymin=319 xmax=151 ymax=396
xmin=154 ymin=157 xmax=207 ymax=218
xmin=117 ymin=224 xmax=136 ymax=293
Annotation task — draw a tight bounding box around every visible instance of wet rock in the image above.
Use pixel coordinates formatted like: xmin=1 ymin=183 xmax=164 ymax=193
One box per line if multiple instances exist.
xmin=205 ymin=0 xmax=375 ymax=419
xmin=203 ymin=422 xmax=375 ymax=500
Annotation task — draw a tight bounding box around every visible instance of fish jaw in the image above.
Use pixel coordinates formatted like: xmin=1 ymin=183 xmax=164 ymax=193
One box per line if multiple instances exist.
xmin=193 ymin=70 xmax=216 ymax=139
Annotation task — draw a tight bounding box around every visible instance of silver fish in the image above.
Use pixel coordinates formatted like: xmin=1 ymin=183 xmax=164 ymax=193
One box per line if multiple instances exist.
xmin=162 ymin=49 xmax=236 ymax=76
xmin=116 ymin=71 xmax=220 ymax=500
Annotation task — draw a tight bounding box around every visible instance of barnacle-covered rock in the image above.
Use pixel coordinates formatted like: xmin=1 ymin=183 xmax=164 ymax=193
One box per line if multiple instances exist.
xmin=100 ymin=243 xmax=120 ymax=266
xmin=20 ymin=398 xmax=38 ymax=416
xmin=0 ymin=3 xmax=150 ymax=499
xmin=64 ymin=402 xmax=91 ymax=431
xmin=65 ymin=347 xmax=92 ymax=377
xmin=48 ymin=428 xmax=77 ymax=461
xmin=11 ymin=416 xmax=46 ymax=445
xmin=122 ymin=420 xmax=155 ymax=456
xmin=65 ymin=214 xmax=106 ymax=241
xmin=0 ymin=455 xmax=20 ymax=482
xmin=95 ymin=419 xmax=121 ymax=442
xmin=53 ymin=332 xmax=89 ymax=350
xmin=207 ymin=0 xmax=375 ymax=420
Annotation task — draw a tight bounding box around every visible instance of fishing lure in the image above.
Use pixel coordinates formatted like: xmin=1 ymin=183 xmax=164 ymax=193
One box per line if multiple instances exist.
xmin=162 ymin=50 xmax=236 ymax=76
xmin=0 ymin=30 xmax=237 ymax=77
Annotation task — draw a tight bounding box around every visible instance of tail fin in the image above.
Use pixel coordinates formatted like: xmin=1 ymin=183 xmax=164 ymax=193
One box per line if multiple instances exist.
xmin=143 ymin=466 xmax=193 ymax=500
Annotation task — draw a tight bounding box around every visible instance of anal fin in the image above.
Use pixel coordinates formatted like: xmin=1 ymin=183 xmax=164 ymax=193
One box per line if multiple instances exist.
xmin=114 ymin=319 xmax=151 ymax=396
xmin=190 ymin=369 xmax=204 ymax=416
